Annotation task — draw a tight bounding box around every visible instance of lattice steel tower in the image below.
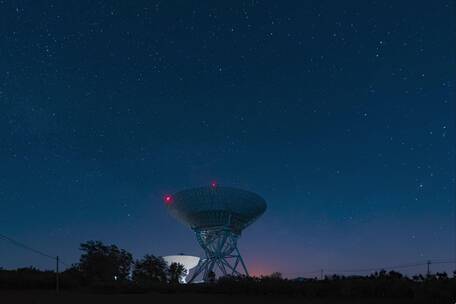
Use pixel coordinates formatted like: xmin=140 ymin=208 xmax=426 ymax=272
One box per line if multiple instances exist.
xmin=164 ymin=183 xmax=267 ymax=282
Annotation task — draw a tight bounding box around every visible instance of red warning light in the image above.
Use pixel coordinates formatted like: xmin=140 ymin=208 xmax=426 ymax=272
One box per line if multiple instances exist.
xmin=211 ymin=181 xmax=217 ymax=188
xmin=164 ymin=194 xmax=173 ymax=205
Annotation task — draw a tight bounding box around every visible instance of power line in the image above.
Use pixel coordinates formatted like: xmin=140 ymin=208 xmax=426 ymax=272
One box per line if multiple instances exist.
xmin=0 ymin=232 xmax=69 ymax=293
xmin=282 ymin=260 xmax=456 ymax=277
xmin=431 ymin=260 xmax=456 ymax=266
xmin=0 ymin=233 xmax=55 ymax=260
xmin=0 ymin=233 xmax=70 ymax=267
xmin=0 ymin=232 xmax=453 ymax=277
xmin=327 ymin=262 xmax=428 ymax=274
xmin=283 ymin=269 xmax=322 ymax=275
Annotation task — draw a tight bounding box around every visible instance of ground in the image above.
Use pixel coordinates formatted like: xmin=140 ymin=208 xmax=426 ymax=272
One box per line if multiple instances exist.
xmin=0 ymin=290 xmax=442 ymax=304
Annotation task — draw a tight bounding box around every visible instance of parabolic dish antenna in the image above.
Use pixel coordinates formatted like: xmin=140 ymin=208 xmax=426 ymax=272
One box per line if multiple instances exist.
xmin=164 ymin=183 xmax=267 ymax=282
xmin=162 ymin=255 xmax=200 ymax=283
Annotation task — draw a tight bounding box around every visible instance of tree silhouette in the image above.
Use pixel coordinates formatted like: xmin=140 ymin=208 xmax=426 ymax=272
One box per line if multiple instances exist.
xmin=132 ymin=254 xmax=167 ymax=286
xmin=168 ymin=262 xmax=186 ymax=284
xmin=268 ymin=272 xmax=283 ymax=280
xmin=79 ymin=240 xmax=132 ymax=284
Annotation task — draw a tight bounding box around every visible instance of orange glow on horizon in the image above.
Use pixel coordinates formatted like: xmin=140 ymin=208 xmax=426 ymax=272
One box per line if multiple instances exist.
xmin=247 ymin=263 xmax=276 ymax=277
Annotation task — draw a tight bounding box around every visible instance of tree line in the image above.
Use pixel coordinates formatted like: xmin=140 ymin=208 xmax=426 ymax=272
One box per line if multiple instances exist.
xmin=1 ymin=240 xmax=185 ymax=290
xmin=0 ymin=240 xmax=455 ymax=301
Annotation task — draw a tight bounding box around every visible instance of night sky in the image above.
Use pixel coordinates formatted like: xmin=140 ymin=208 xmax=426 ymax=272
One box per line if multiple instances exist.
xmin=1 ymin=1 xmax=455 ymax=277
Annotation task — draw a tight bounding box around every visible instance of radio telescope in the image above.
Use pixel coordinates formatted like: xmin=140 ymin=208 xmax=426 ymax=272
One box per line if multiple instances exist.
xmin=162 ymin=255 xmax=200 ymax=283
xmin=164 ymin=183 xmax=267 ymax=282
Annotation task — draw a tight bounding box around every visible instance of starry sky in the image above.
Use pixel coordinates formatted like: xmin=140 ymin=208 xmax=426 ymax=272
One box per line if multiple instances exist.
xmin=1 ymin=1 xmax=455 ymax=277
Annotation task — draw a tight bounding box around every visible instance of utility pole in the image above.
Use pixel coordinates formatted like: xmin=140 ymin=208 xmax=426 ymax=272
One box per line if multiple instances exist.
xmin=56 ymin=256 xmax=60 ymax=293
xmin=426 ymin=260 xmax=431 ymax=277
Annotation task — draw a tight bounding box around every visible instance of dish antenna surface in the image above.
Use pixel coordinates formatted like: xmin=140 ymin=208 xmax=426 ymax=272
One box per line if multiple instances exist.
xmin=162 ymin=255 xmax=200 ymax=283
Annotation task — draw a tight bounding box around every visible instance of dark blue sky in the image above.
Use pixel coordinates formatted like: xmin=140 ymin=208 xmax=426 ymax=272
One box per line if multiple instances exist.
xmin=1 ymin=1 xmax=455 ymax=277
